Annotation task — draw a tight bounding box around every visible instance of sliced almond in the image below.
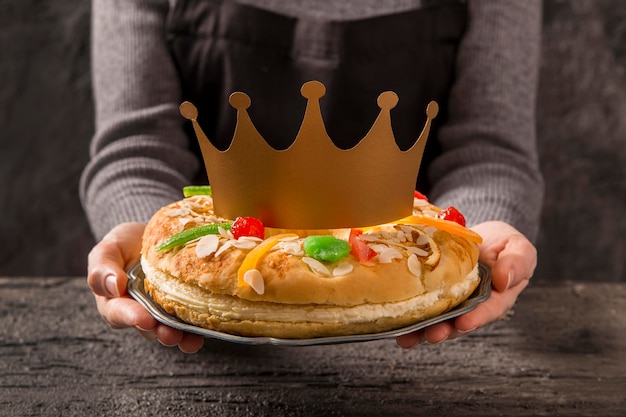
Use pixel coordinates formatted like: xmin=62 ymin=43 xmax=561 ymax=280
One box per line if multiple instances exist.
xmin=214 ymin=240 xmax=234 ymax=257
xmin=273 ymin=240 xmax=303 ymax=256
xmin=218 ymin=227 xmax=233 ymax=239
xmin=302 ymin=257 xmax=331 ymax=277
xmin=243 ymin=269 xmax=265 ymax=294
xmin=369 ymin=243 xmax=390 ymax=253
xmin=407 ymin=254 xmax=422 ymax=278
xmin=195 ymin=234 xmax=219 ymax=258
xmin=333 ymin=262 xmax=354 ymax=277
xmin=378 ymin=247 xmax=403 ymax=264
xmin=164 ymin=208 xmax=191 ymax=217
xmin=231 ymin=238 xmax=260 ymax=249
xmin=406 ymin=246 xmax=429 ymax=257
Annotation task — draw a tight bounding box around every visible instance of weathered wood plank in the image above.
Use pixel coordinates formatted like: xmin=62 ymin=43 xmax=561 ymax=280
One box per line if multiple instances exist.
xmin=1 ymin=277 xmax=624 ymax=416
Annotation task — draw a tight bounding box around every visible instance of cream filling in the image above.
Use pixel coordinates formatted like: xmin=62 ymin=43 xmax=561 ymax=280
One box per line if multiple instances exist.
xmin=141 ymin=257 xmax=479 ymax=325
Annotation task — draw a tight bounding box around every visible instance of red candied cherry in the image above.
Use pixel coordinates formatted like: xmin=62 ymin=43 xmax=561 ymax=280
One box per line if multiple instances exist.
xmin=231 ymin=216 xmax=265 ymax=239
xmin=414 ymin=190 xmax=429 ymax=201
xmin=439 ymin=206 xmax=466 ymax=227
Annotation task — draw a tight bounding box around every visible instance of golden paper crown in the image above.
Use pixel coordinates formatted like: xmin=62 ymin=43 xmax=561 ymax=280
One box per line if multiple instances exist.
xmin=180 ymin=80 xmax=438 ymax=229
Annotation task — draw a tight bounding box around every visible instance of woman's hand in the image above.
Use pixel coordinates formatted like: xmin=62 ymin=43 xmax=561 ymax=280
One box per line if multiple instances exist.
xmin=396 ymin=220 xmax=537 ymax=348
xmin=87 ymin=222 xmax=204 ymax=353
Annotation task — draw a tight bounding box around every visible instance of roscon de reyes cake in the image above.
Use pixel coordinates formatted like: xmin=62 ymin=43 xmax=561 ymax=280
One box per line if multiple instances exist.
xmin=139 ymin=81 xmax=483 ymax=339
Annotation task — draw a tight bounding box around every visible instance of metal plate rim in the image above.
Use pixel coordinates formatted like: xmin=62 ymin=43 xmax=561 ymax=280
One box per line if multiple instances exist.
xmin=127 ymin=263 xmax=491 ymax=346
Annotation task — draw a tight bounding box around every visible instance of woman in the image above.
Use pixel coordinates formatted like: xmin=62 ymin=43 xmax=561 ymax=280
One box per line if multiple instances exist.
xmin=81 ymin=0 xmax=543 ymax=353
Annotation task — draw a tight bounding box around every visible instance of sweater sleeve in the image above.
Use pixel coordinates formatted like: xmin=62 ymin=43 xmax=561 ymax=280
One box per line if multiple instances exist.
xmin=428 ymin=1 xmax=544 ymax=242
xmin=80 ymin=0 xmax=200 ymax=240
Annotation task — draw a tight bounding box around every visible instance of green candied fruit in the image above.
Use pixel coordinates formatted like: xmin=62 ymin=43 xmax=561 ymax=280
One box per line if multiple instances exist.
xmin=182 ymin=185 xmax=212 ymax=197
xmin=157 ymin=222 xmax=232 ymax=252
xmin=303 ymin=235 xmax=350 ymax=262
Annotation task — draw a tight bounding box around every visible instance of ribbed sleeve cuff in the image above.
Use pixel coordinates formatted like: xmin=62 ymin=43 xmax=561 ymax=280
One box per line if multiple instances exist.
xmin=431 ymin=162 xmax=544 ymax=243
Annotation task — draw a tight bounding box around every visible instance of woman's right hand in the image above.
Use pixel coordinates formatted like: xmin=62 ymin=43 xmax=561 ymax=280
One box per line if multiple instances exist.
xmin=87 ymin=222 xmax=204 ymax=353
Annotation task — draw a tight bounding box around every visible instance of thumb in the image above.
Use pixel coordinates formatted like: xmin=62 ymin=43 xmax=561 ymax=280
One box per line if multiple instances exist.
xmin=472 ymin=221 xmax=537 ymax=293
xmin=489 ymin=233 xmax=537 ymax=292
xmin=87 ymin=222 xmax=145 ymax=298
xmin=87 ymin=241 xmax=128 ymax=298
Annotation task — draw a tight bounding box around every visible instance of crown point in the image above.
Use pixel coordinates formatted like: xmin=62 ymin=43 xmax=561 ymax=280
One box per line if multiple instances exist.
xmin=377 ymin=91 xmax=399 ymax=110
xmin=180 ymin=101 xmax=198 ymax=120
xmin=426 ymin=101 xmax=439 ymax=119
xmin=229 ymin=92 xmax=251 ymax=110
xmin=301 ymin=80 xmax=326 ymax=100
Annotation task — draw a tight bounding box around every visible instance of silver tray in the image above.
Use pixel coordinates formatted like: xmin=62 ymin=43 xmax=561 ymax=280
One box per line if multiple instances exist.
xmin=127 ymin=263 xmax=491 ymax=346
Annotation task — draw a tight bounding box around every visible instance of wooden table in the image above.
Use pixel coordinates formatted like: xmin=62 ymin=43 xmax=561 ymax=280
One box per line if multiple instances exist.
xmin=1 ymin=277 xmax=624 ymax=416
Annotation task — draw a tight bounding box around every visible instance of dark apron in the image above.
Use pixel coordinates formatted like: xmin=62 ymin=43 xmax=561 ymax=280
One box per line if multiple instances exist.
xmin=166 ymin=0 xmax=466 ymax=193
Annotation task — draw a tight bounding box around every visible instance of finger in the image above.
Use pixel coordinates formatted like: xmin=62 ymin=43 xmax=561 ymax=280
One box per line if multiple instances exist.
xmin=136 ymin=323 xmax=203 ymax=353
xmin=96 ymin=295 xmax=157 ymax=331
xmin=136 ymin=328 xmax=157 ymax=341
xmin=179 ymin=333 xmax=205 ymax=354
xmin=396 ymin=331 xmax=424 ymax=349
xmin=154 ymin=324 xmax=185 ymax=347
xmin=423 ymin=320 xmax=455 ymax=344
xmin=396 ymin=320 xmax=458 ymax=347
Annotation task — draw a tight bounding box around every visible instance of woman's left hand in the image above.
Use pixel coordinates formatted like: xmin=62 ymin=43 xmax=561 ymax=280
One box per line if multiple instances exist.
xmin=396 ymin=220 xmax=537 ymax=348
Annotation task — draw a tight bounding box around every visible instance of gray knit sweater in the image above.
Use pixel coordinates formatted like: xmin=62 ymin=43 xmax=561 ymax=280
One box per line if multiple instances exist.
xmin=80 ymin=0 xmax=544 ymax=241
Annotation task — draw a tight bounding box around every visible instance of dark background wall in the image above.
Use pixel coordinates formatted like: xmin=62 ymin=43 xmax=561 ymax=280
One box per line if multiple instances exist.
xmin=1 ymin=0 xmax=624 ymax=281
xmin=1 ymin=1 xmax=93 ymax=276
